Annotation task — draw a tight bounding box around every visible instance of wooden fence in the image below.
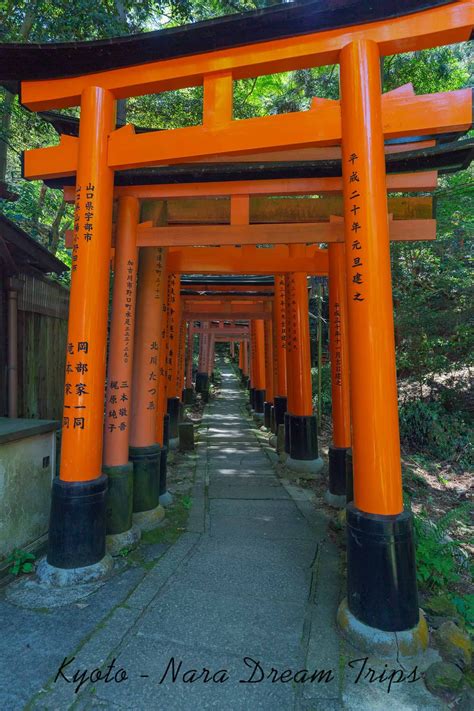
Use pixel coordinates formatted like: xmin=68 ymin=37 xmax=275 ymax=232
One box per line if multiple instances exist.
xmin=16 ymin=274 xmax=69 ymax=420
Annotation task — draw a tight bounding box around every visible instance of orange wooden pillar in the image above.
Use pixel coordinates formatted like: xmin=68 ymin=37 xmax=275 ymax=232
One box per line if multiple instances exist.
xmin=263 ymin=302 xmax=274 ymax=429
xmin=251 ymin=319 xmax=265 ymax=415
xmin=166 ymin=272 xmax=182 ymax=442
xmin=156 ymin=275 xmax=169 ymax=450
xmin=273 ymin=274 xmax=288 ymax=432
xmin=154 ymin=266 xmax=174 ymax=506
xmin=183 ymin=321 xmax=194 ymax=404
xmin=338 ymin=39 xmax=421 ymax=637
xmin=102 ymin=195 xmax=140 ymax=546
xmin=249 ymin=321 xmax=257 ymax=406
xmin=196 ymin=322 xmax=209 ymax=394
xmin=240 ymin=338 xmax=249 ymax=389
xmin=128 ymin=247 xmax=167 ymax=527
xmin=284 ymin=247 xmax=322 ymax=472
xmin=177 ymin=317 xmax=187 ymax=397
xmin=238 ymin=340 xmax=244 ymax=370
xmin=206 ymin=333 xmax=214 ymax=376
xmin=326 ymin=239 xmax=351 ymax=508
xmin=47 ymin=87 xmax=115 ymax=572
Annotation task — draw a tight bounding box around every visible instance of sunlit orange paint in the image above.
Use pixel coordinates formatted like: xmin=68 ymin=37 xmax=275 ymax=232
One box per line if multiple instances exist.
xmin=165 ymin=244 xmax=328 ymax=273
xmin=251 ymin=320 xmax=266 ymax=391
xmin=63 ymin=172 xmax=439 ymax=203
xmin=129 ymin=247 xmax=167 ymax=447
xmin=340 ymin=39 xmax=403 ymax=515
xmin=263 ymin=303 xmax=274 ymax=404
xmin=185 ymin=321 xmax=193 ymax=389
xmin=242 ymin=339 xmax=249 ymax=377
xmin=21 ymin=1 xmax=472 ymax=110
xmin=25 ymin=88 xmax=470 ymax=177
xmin=103 ymin=196 xmax=139 ymax=467
xmin=155 ymin=271 xmax=170 ymax=446
xmin=59 ymin=86 xmax=115 ymax=482
xmin=166 ymin=273 xmax=182 ymax=398
xmin=285 ymin=250 xmax=313 ymax=417
xmin=273 ymin=274 xmax=287 ymax=398
xmin=328 ymin=237 xmax=351 ymax=449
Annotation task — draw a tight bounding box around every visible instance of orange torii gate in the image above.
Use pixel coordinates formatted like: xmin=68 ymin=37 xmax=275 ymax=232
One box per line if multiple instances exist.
xmin=5 ymin=0 xmax=473 ymax=655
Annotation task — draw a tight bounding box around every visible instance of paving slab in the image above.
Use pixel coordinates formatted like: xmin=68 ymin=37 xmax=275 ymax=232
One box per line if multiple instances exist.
xmin=1 ymin=362 xmax=440 ymax=710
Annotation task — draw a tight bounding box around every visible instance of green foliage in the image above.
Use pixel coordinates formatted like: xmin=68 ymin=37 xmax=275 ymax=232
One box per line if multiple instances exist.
xmin=311 ymin=363 xmax=332 ymax=420
xmin=399 ymin=400 xmax=473 ymax=469
xmin=6 ymin=549 xmax=36 ymax=576
xmin=182 ymin=495 xmax=192 ymax=510
xmin=451 ymin=594 xmax=474 ymax=634
xmin=412 ymin=504 xmax=471 ymax=592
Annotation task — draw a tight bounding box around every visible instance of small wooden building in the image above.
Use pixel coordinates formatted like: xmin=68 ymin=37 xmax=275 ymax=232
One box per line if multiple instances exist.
xmin=0 ymin=213 xmax=69 ymax=419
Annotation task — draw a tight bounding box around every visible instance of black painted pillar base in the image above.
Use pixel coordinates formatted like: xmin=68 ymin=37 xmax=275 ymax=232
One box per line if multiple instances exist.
xmin=182 ymin=387 xmax=194 ymax=405
xmin=104 ymin=463 xmax=134 ymax=535
xmin=270 ymin=405 xmax=275 ymax=433
xmin=273 ymin=396 xmax=287 ymax=429
xmin=346 ymin=448 xmax=354 ymax=504
xmin=284 ymin=412 xmax=291 ymax=454
xmin=167 ymin=396 xmax=180 ymax=439
xmin=195 ymin=372 xmax=209 ymax=393
xmin=346 ymin=503 xmax=420 ymax=632
xmin=263 ymin=401 xmax=273 ymax=429
xmin=249 ymin=387 xmax=256 ymax=409
xmin=47 ymin=474 xmax=107 ymax=569
xmin=163 ymin=412 xmax=170 ymax=449
xmin=253 ymin=389 xmax=265 ymax=414
xmin=325 ymin=446 xmax=348 ymax=507
xmin=129 ymin=444 xmax=161 ymax=513
xmin=288 ymin=414 xmax=319 ymax=460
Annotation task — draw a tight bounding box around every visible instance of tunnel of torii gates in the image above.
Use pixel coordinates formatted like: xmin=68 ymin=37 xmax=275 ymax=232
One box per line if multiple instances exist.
xmin=2 ymin=0 xmax=473 ymax=649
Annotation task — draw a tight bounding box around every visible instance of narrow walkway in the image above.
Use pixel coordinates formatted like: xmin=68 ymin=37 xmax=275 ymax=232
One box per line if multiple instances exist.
xmin=1 ymin=363 xmax=444 ymax=710
xmin=87 ymin=363 xmax=332 ymax=710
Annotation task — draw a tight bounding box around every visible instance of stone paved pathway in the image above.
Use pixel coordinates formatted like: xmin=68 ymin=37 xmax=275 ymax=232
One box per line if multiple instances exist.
xmin=0 ymin=362 xmax=447 ymax=710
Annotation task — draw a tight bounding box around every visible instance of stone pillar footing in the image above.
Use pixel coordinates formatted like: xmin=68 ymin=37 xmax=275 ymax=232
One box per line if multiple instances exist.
xmin=263 ymin=401 xmax=273 ymax=430
xmin=47 ymin=474 xmax=108 ymax=569
xmin=159 ymin=491 xmax=173 ymax=507
xmin=337 ymin=598 xmax=428 ymax=658
xmin=37 ymin=554 xmax=113 ymax=587
xmin=253 ymin=389 xmax=265 ymax=414
xmin=129 ymin=444 xmax=161 ymax=514
xmin=286 ymin=455 xmax=324 ymax=477
xmin=326 ymin=446 xmax=348 ymax=508
xmin=132 ymin=504 xmax=165 ymax=532
xmin=167 ymin=396 xmax=181 ymax=439
xmin=106 ymin=524 xmax=141 ymax=556
xmin=346 ymin=503 xmax=420 ymax=631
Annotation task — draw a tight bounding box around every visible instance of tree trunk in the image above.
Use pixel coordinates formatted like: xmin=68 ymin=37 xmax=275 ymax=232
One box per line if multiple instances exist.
xmin=49 ymin=198 xmax=67 ymax=254
xmin=0 ymin=6 xmax=37 ymax=184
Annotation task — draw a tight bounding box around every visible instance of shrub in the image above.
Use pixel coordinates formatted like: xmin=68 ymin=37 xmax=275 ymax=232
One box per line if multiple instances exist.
xmin=399 ymin=399 xmax=473 ymax=468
